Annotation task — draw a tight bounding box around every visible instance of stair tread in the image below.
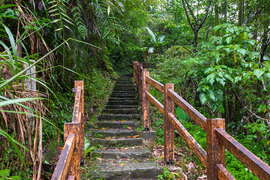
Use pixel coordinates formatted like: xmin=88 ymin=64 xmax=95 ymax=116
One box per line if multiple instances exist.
xmin=91 ymin=159 xmax=161 ymax=179
xmin=95 ymin=146 xmax=152 ymax=159
xmin=89 ymin=128 xmax=138 ymax=137
xmin=92 ymin=137 xmax=143 ymax=147
xmin=99 ymin=114 xmax=140 ymax=118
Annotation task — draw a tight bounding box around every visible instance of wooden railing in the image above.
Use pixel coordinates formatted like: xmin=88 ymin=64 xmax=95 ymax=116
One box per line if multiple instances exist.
xmin=51 ymin=81 xmax=84 ymax=180
xmin=133 ymin=61 xmax=270 ymax=180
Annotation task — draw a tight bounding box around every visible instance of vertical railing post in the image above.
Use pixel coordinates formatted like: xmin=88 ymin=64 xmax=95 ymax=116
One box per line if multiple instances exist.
xmin=64 ymin=122 xmax=81 ymax=179
xmin=164 ymin=83 xmax=175 ymax=164
xmin=142 ymin=69 xmax=150 ymax=130
xmin=74 ymin=80 xmax=84 ymax=180
xmin=138 ymin=63 xmax=143 ymax=102
xmin=207 ymin=118 xmax=225 ymax=180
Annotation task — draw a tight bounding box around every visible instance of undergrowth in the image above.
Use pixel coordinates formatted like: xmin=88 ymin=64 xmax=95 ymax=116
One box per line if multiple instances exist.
xmin=152 ymin=106 xmax=270 ymax=179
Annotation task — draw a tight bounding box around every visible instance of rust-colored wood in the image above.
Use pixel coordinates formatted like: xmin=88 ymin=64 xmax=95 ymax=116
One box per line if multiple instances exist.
xmin=168 ymin=89 xmax=207 ymax=130
xmin=67 ymin=176 xmax=75 ymax=180
xmin=217 ymin=164 xmax=235 ymax=180
xmin=142 ymin=69 xmax=150 ymax=130
xmin=75 ymin=81 xmax=84 ymax=121
xmin=138 ymin=63 xmax=143 ymax=103
xmin=51 ymin=134 xmax=76 ymax=180
xmin=207 ymin=118 xmax=225 ymax=180
xmin=146 ymin=75 xmax=164 ymax=93
xmin=164 ymin=83 xmax=174 ymax=164
xmin=52 ymin=80 xmax=84 ymax=180
xmin=72 ymin=88 xmax=82 ymax=123
xmin=145 ymin=91 xmax=164 ymax=114
xmin=216 ymin=128 xmax=270 ymax=180
xmin=74 ymin=81 xmax=84 ymax=180
xmin=64 ymin=122 xmax=81 ymax=179
xmin=168 ymin=112 xmax=207 ymax=166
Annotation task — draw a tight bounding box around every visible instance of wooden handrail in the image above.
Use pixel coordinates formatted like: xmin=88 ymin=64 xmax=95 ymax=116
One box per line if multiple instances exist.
xmin=146 ymin=75 xmax=164 ymax=93
xmin=168 ymin=112 xmax=207 ymax=166
xmin=51 ymin=81 xmax=84 ymax=180
xmin=51 ymin=134 xmax=76 ymax=179
xmin=168 ymin=89 xmax=207 ymax=130
xmin=216 ymin=128 xmax=270 ymax=180
xmin=217 ymin=164 xmax=235 ymax=180
xmin=145 ymin=91 xmax=164 ymax=114
xmin=132 ymin=61 xmax=270 ymax=180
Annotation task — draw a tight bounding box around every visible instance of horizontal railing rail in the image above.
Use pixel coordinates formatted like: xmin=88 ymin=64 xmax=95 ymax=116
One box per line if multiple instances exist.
xmin=51 ymin=81 xmax=84 ymax=180
xmin=133 ymin=61 xmax=270 ymax=180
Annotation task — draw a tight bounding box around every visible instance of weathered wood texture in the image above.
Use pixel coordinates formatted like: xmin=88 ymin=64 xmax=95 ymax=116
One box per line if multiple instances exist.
xmin=142 ymin=69 xmax=150 ymax=130
xmin=217 ymin=164 xmax=235 ymax=180
xmin=145 ymin=91 xmax=164 ymax=114
xmin=168 ymin=89 xmax=207 ymax=130
xmin=51 ymin=81 xmax=84 ymax=180
xmin=51 ymin=134 xmax=75 ymax=180
xmin=216 ymin=128 xmax=270 ymax=180
xmin=168 ymin=113 xmax=207 ymax=166
xmin=146 ymin=75 xmax=164 ymax=93
xmin=164 ymin=83 xmax=175 ymax=163
xmin=207 ymin=118 xmax=225 ymax=180
xmin=133 ymin=61 xmax=270 ymax=180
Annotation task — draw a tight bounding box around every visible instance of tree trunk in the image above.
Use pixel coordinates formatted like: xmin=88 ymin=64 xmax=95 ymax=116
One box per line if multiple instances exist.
xmin=214 ymin=2 xmax=219 ymax=25
xmin=238 ymin=0 xmax=245 ymax=26
xmin=193 ymin=29 xmax=199 ymax=47
xmin=222 ymin=0 xmax=227 ymax=22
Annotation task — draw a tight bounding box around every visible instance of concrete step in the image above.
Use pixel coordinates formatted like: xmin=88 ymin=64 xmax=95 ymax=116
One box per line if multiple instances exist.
xmin=113 ymin=87 xmax=136 ymax=91
xmin=90 ymin=159 xmax=161 ymax=179
xmin=116 ymin=80 xmax=133 ymax=84
xmin=99 ymin=114 xmax=140 ymax=120
xmin=107 ymin=100 xmax=138 ymax=106
xmin=114 ymin=83 xmax=135 ymax=87
xmin=96 ymin=120 xmax=139 ymax=129
xmin=90 ymin=128 xmax=138 ymax=137
xmin=109 ymin=97 xmax=137 ymax=101
xmin=92 ymin=137 xmax=143 ymax=147
xmin=105 ymin=105 xmax=138 ymax=109
xmin=110 ymin=94 xmax=137 ymax=98
xmin=115 ymin=83 xmax=135 ymax=87
xmin=94 ymin=146 xmax=152 ymax=159
xmin=112 ymin=91 xmax=136 ymax=95
xmin=103 ymin=108 xmax=139 ymax=114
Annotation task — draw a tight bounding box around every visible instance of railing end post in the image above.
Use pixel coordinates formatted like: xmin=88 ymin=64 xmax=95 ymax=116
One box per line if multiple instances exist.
xmin=206 ymin=118 xmax=225 ymax=180
xmin=164 ymin=83 xmax=175 ymax=164
xmin=142 ymin=68 xmax=150 ymax=130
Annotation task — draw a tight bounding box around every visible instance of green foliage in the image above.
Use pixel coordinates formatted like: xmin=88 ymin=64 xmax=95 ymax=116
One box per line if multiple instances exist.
xmin=0 ymin=169 xmax=21 ymax=180
xmin=158 ymin=168 xmax=181 ymax=180
xmin=48 ymin=0 xmax=74 ymax=32
xmin=71 ymin=4 xmax=87 ymax=39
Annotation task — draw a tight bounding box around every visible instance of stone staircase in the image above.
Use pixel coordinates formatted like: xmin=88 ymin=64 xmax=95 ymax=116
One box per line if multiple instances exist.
xmin=88 ymin=75 xmax=161 ymax=180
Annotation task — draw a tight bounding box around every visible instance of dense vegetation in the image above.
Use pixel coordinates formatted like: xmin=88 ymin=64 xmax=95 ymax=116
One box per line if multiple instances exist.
xmin=0 ymin=0 xmax=269 ymax=179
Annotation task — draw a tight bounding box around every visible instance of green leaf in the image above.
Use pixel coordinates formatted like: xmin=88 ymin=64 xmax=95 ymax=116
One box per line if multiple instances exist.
xmin=0 ymin=97 xmax=42 ymax=107
xmin=199 ymin=93 xmax=207 ymax=104
xmin=3 ymin=24 xmax=17 ymax=56
xmin=145 ymin=27 xmax=156 ymax=43
xmin=0 ymin=129 xmax=28 ymax=151
xmin=10 ymin=176 xmax=21 ymax=180
xmin=209 ymin=90 xmax=216 ymax=101
xmin=254 ymin=69 xmax=264 ymax=78
xmin=0 ymin=169 xmax=10 ymax=177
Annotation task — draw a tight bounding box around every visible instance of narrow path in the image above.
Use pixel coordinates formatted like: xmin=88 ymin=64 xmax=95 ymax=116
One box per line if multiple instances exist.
xmin=86 ymin=74 xmax=161 ymax=179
